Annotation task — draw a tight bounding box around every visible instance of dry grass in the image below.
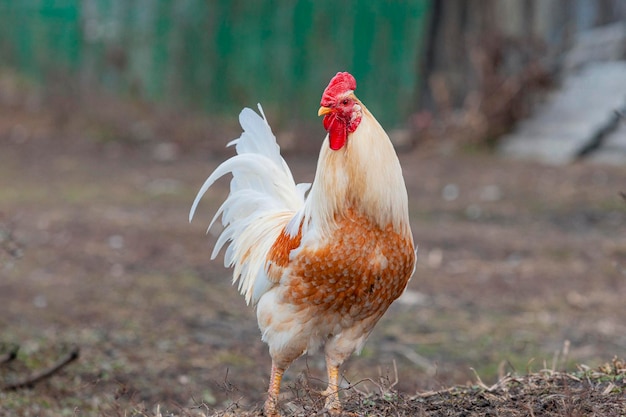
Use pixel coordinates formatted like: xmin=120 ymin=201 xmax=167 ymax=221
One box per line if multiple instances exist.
xmin=90 ymin=358 xmax=626 ymax=416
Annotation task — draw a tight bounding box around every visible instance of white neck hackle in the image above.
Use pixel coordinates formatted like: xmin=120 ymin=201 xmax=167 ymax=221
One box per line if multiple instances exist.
xmin=302 ymin=102 xmax=412 ymax=241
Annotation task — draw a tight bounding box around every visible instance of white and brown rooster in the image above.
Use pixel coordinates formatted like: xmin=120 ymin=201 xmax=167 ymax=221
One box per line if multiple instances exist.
xmin=190 ymin=72 xmax=416 ymax=416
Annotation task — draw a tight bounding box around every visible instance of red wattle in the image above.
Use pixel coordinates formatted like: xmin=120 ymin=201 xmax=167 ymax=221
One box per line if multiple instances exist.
xmin=323 ymin=114 xmax=347 ymax=150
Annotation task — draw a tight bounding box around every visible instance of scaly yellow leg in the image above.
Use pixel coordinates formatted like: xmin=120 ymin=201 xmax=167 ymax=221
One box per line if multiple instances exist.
xmin=264 ymin=363 xmax=284 ymax=417
xmin=322 ymin=358 xmax=341 ymax=413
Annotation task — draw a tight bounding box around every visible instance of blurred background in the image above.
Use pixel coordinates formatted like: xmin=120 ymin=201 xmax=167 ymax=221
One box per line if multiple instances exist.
xmin=0 ymin=1 xmax=624 ymax=137
xmin=1 ymin=1 xmax=625 ymax=415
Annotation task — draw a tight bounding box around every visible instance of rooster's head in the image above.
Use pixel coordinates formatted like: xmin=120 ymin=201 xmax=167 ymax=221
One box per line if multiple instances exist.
xmin=318 ymin=72 xmax=363 ymax=150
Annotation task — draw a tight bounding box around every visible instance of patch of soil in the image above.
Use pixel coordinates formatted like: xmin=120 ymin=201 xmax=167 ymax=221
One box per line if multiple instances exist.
xmin=0 ymin=81 xmax=625 ymax=416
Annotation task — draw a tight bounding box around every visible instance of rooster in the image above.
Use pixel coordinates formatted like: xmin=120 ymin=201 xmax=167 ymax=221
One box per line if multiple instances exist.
xmin=190 ymin=72 xmax=416 ymax=416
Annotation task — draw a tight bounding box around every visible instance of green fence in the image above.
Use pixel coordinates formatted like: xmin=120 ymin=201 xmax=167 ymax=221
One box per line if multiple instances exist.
xmin=0 ymin=1 xmax=431 ymax=127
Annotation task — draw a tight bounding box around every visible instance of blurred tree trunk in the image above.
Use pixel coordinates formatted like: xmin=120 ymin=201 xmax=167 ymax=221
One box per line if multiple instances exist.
xmin=418 ymin=0 xmax=626 ymax=113
xmin=413 ymin=0 xmax=626 ymax=146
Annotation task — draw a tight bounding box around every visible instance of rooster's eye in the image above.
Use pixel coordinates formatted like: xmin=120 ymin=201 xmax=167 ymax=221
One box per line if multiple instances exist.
xmin=342 ymin=99 xmax=349 ymax=105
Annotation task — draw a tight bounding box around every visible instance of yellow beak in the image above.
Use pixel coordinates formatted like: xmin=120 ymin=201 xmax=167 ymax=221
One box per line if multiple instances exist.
xmin=318 ymin=106 xmax=332 ymax=116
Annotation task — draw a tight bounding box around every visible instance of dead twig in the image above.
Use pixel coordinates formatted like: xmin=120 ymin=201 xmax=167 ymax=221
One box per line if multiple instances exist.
xmin=415 ymin=385 xmax=460 ymax=399
xmin=2 ymin=346 xmax=79 ymax=391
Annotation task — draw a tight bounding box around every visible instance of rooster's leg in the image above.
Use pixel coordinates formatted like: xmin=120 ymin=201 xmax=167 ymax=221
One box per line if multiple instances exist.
xmin=264 ymin=362 xmax=284 ymax=416
xmin=322 ymin=356 xmax=341 ymax=412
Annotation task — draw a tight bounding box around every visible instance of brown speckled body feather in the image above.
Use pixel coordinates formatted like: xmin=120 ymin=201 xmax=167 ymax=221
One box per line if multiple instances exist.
xmin=278 ymin=208 xmax=414 ymax=322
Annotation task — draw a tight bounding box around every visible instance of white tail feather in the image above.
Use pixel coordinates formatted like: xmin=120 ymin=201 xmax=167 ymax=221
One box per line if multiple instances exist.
xmin=190 ymin=105 xmax=309 ymax=305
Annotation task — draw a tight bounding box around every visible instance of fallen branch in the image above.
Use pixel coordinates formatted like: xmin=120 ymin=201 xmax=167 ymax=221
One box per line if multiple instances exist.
xmin=2 ymin=346 xmax=79 ymax=391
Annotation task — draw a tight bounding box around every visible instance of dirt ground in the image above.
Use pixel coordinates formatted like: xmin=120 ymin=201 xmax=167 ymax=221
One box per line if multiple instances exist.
xmin=0 ymin=88 xmax=625 ymax=416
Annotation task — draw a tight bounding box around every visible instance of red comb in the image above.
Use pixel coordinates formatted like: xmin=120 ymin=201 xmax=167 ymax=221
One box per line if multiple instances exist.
xmin=320 ymin=72 xmax=357 ymax=106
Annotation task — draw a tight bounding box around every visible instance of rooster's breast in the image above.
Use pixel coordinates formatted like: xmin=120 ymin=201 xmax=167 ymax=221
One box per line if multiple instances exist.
xmin=283 ymin=209 xmax=415 ymax=327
